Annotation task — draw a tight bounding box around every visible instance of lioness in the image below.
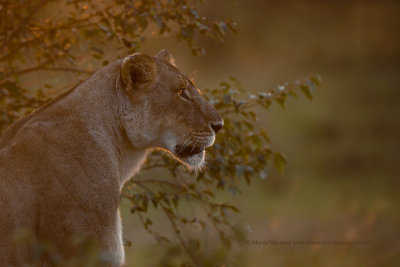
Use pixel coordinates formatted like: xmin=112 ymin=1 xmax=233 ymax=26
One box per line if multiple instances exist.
xmin=0 ymin=50 xmax=223 ymax=266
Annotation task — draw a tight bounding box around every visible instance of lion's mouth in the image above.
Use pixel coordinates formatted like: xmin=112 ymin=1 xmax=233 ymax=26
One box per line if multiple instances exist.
xmin=175 ymin=145 xmax=204 ymax=158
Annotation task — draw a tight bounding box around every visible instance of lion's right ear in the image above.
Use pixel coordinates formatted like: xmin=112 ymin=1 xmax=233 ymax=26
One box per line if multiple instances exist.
xmin=120 ymin=53 xmax=156 ymax=89
xmin=156 ymin=50 xmax=176 ymax=66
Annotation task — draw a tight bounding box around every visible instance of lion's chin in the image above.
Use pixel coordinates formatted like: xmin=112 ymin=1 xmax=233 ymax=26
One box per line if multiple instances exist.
xmin=178 ymin=150 xmax=206 ymax=171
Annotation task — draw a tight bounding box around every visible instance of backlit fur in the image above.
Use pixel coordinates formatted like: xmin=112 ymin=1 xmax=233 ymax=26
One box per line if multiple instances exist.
xmin=0 ymin=50 xmax=222 ymax=266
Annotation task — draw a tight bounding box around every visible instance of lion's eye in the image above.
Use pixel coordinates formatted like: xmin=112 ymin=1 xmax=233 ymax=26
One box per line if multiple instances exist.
xmin=177 ymin=88 xmax=190 ymax=102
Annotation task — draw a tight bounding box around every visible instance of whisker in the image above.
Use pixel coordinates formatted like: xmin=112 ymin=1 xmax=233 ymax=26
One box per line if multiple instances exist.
xmin=179 ymin=134 xmax=192 ymax=153
xmin=191 ymin=137 xmax=211 ymax=141
xmin=191 ymin=139 xmax=199 ymax=152
xmin=192 ymin=133 xmax=213 ymax=137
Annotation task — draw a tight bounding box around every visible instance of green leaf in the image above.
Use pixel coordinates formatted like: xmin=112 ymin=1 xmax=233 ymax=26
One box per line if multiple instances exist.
xmin=250 ymin=135 xmax=263 ymax=148
xmin=144 ymin=218 xmax=152 ymax=228
xmin=275 ymin=94 xmax=287 ymax=108
xmin=123 ymin=239 xmax=132 ymax=247
xmin=243 ymin=120 xmax=253 ymax=130
xmin=224 ymin=203 xmax=240 ymax=213
xmin=311 ymin=74 xmax=322 ymax=86
xmin=300 ymin=84 xmax=313 ymax=100
xmin=172 ymin=195 xmax=179 ymax=208
xmin=122 ymin=38 xmax=131 ymax=48
xmin=220 ymin=232 xmax=232 ymax=248
xmin=273 ymin=152 xmax=287 ymax=174
xmin=92 ymin=53 xmax=102 ymax=60
xmin=260 ymin=130 xmax=271 ymax=143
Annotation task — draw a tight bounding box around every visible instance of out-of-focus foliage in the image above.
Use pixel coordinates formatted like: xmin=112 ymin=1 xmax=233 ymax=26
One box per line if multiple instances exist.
xmin=0 ymin=0 xmax=318 ymax=266
xmin=0 ymin=0 xmax=236 ymax=133
xmin=123 ymin=75 xmax=319 ymax=266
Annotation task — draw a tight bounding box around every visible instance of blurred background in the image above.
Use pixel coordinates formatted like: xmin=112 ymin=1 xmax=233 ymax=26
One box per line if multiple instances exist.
xmin=121 ymin=0 xmax=400 ymax=266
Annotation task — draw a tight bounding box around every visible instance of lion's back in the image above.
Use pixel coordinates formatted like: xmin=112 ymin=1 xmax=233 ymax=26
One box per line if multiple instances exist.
xmin=0 ymin=144 xmax=40 ymax=264
xmin=0 ymin=119 xmax=52 ymax=227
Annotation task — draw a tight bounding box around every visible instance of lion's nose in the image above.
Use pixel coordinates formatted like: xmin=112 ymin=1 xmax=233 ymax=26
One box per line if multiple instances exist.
xmin=210 ymin=121 xmax=223 ymax=134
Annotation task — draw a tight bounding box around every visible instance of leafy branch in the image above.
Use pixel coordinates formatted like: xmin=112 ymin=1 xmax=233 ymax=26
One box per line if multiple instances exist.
xmin=0 ymin=1 xmax=321 ymax=266
xmin=121 ymin=74 xmax=321 ymax=266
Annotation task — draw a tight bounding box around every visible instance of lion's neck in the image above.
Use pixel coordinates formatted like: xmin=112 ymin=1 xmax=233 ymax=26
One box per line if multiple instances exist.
xmin=112 ymin=121 xmax=149 ymax=189
xmin=50 ymin=60 xmax=149 ymax=191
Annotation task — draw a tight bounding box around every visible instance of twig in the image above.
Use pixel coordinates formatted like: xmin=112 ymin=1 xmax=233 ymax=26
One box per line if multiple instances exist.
xmin=162 ymin=204 xmax=202 ymax=266
xmin=4 ymin=66 xmax=93 ymax=78
xmin=130 ymin=178 xmax=184 ymax=190
xmin=0 ymin=5 xmax=111 ymax=62
xmin=0 ymin=0 xmax=48 ymax=51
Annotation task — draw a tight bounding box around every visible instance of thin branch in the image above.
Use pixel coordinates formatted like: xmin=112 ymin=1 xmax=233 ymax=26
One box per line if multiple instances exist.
xmin=220 ymin=102 xmax=259 ymax=116
xmin=162 ymin=205 xmax=201 ymax=266
xmin=0 ymin=5 xmax=111 ymax=62
xmin=39 ymin=67 xmax=93 ymax=74
xmin=0 ymin=0 xmax=49 ymax=51
xmin=130 ymin=178 xmax=184 ymax=190
xmin=4 ymin=66 xmax=93 ymax=78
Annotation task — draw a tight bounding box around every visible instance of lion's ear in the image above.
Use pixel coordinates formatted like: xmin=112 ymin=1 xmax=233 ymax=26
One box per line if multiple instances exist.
xmin=120 ymin=53 xmax=156 ymax=88
xmin=156 ymin=49 xmax=176 ymax=66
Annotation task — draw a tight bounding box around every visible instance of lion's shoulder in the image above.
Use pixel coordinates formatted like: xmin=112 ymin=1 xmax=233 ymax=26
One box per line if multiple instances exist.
xmin=0 ymin=86 xmax=78 ymax=150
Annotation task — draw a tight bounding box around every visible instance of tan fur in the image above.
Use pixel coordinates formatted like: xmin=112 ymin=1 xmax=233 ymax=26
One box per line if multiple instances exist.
xmin=0 ymin=50 xmax=223 ymax=266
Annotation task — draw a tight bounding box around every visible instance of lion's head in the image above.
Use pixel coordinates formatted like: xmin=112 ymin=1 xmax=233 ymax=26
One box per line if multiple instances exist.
xmin=118 ymin=50 xmax=223 ymax=170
